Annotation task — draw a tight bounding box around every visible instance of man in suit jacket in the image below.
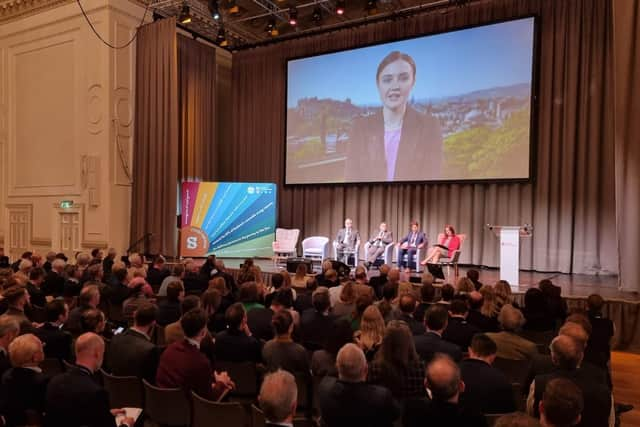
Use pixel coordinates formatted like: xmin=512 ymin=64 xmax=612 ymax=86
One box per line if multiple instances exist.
xmin=318 ymin=343 xmax=400 ymax=427
xmin=146 ymin=255 xmax=170 ymax=288
xmin=66 ymin=285 xmax=101 ymax=336
xmin=35 ymin=299 xmax=72 ymax=361
xmin=0 ymin=334 xmax=49 ymax=426
xmin=414 ymin=305 xmax=462 ymax=363
xmin=214 ymin=303 xmax=262 ymax=363
xmin=335 ymin=218 xmax=361 ymax=265
xmin=459 ymin=334 xmax=516 ymax=414
xmin=258 ymin=370 xmax=298 ymax=427
xmin=394 ymin=294 xmax=425 ymax=335
xmin=368 ymin=264 xmax=390 ymax=299
xmin=397 ymin=221 xmax=426 ymax=270
xmin=300 ymin=288 xmax=335 ymax=351
xmin=0 ymin=317 xmax=19 ymax=379
xmin=366 ymin=223 xmax=394 ymax=265
xmin=156 ymin=309 xmax=233 ymax=401
xmin=487 ymin=304 xmax=538 ymax=360
xmin=108 ymin=303 xmax=160 ymax=382
xmin=45 ymin=333 xmax=135 ymax=427
xmin=26 ymin=268 xmax=47 ymax=308
xmin=42 ymin=259 xmax=66 ymax=298
xmin=1 ymin=285 xmax=34 ymax=334
xmin=443 ymin=299 xmax=481 ymax=350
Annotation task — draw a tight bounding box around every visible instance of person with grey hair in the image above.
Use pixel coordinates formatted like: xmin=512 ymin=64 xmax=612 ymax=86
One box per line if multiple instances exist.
xmin=486 ymin=304 xmax=538 ymax=360
xmin=403 ymin=354 xmax=486 ymax=427
xmin=0 ymin=317 xmax=20 ymax=377
xmin=258 ymin=369 xmax=298 ymax=426
xmin=318 ymin=343 xmax=400 ymax=426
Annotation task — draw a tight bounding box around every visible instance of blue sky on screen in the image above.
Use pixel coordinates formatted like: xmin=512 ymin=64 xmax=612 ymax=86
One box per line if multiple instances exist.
xmin=287 ymin=18 xmax=534 ymax=108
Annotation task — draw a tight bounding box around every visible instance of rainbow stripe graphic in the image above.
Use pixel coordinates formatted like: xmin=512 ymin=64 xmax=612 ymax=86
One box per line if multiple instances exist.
xmin=180 ymin=182 xmax=277 ymax=257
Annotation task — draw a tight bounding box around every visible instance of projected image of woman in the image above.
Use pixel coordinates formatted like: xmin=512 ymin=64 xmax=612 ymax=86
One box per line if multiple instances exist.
xmin=345 ymin=51 xmax=443 ymax=182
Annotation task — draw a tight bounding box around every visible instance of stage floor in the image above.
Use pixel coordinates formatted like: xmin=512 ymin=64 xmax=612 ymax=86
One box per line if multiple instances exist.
xmin=218 ymin=257 xmax=638 ymax=302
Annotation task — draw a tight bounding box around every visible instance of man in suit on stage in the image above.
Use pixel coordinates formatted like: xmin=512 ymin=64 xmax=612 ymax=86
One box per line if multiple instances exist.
xmin=335 ymin=218 xmax=361 ymax=265
xmin=366 ymin=222 xmax=394 ymax=266
xmin=397 ymin=220 xmax=426 ymax=270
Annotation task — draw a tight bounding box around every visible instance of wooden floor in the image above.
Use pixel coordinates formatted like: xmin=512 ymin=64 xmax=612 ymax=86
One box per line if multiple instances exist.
xmin=612 ymin=352 xmax=640 ymax=426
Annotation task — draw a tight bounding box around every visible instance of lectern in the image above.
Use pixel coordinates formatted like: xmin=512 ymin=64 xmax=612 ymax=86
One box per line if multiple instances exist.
xmin=487 ymin=224 xmax=532 ymax=289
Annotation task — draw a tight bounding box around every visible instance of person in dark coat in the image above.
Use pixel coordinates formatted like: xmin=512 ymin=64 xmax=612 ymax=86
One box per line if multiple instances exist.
xmin=414 ymin=304 xmax=462 ymax=363
xmin=35 ymin=300 xmax=72 ymax=361
xmin=0 ymin=318 xmax=19 ymax=379
xmin=443 ymin=298 xmax=481 ymax=350
xmin=300 ymin=287 xmax=335 ymax=351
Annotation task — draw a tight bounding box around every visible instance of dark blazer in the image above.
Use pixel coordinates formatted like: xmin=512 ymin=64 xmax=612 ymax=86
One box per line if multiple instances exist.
xmin=42 ymin=271 xmax=65 ymax=297
xmin=459 ymin=358 xmax=516 ymax=414
xmin=318 ymin=377 xmax=401 ymax=427
xmin=300 ymin=309 xmax=335 ymax=351
xmin=26 ymin=282 xmax=47 ymax=308
xmin=108 ymin=328 xmax=160 ymax=382
xmin=442 ymin=316 xmax=481 ymax=350
xmin=586 ymin=312 xmax=614 ymax=368
xmin=45 ymin=365 xmax=115 ymax=427
xmin=156 ymin=299 xmax=182 ymax=327
xmin=523 ymin=354 xmax=608 ymax=392
xmin=345 ymin=107 xmax=443 ymax=182
xmin=65 ymin=304 xmax=92 ymax=336
xmin=466 ymin=310 xmax=500 ymax=333
xmin=394 ymin=313 xmax=425 ymax=336
xmin=183 ymin=272 xmax=207 ymax=295
xmin=214 ymin=329 xmax=262 ymax=363
xmin=368 ymin=274 xmax=388 ymax=299
xmin=108 ymin=281 xmax=132 ymax=306
xmin=262 ymin=340 xmax=310 ymax=374
xmin=0 ymin=367 xmax=49 ymax=426
xmin=147 ymin=266 xmax=170 ymax=287
xmin=35 ymin=323 xmax=73 ymax=361
xmin=400 ymin=231 xmax=426 ymax=248
xmin=247 ymin=307 xmax=275 ymax=342
xmin=293 ymin=293 xmax=313 ymax=314
xmin=156 ymin=339 xmax=221 ymax=401
xmin=0 ymin=351 xmax=10 ymax=379
xmin=403 ymin=398 xmax=487 ymax=427
xmin=414 ymin=331 xmax=462 ymax=363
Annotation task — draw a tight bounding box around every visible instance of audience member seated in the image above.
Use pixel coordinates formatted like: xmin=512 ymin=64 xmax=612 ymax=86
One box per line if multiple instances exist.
xmin=263 ymin=310 xmax=310 ymax=374
xmin=522 ymin=288 xmax=555 ymax=332
xmin=403 ymin=355 xmax=487 ymax=427
xmin=80 ymin=309 xmax=108 ymax=337
xmin=259 ymin=370 xmax=298 ymax=427
xmin=42 ymin=259 xmax=66 ymax=297
xmin=527 ymin=335 xmax=612 ymax=427
xmin=354 ymin=305 xmax=385 ymax=361
xmin=495 ymin=413 xmax=541 ymax=427
xmin=45 ymin=333 xmax=135 ymax=427
xmin=146 ymin=255 xmax=170 ymax=288
xmin=414 ymin=304 xmax=462 ymax=363
xmin=293 ymin=278 xmax=316 ymax=313
xmin=182 ymin=260 xmax=207 ymax=295
xmin=539 ymin=378 xmax=583 ymax=427
xmin=311 ymin=317 xmax=353 ymax=377
xmin=315 ymin=260 xmax=334 ymax=288
xmin=210 ymin=260 xmax=238 ymax=295
xmin=456 ymin=277 xmax=476 ymax=294
xmin=107 ymin=267 xmax=133 ymax=307
xmin=165 ymin=295 xmax=202 ymax=344
xmin=460 ymin=333 xmax=516 ymax=414
xmin=63 ymin=263 xmax=83 ymax=298
xmin=368 ymin=320 xmax=425 ymax=400
xmin=0 ymin=334 xmax=48 ymax=426
xmin=158 ymin=263 xmax=185 ymax=297
xmin=156 ymin=309 xmax=234 ymax=400
xmin=10 ymin=252 xmax=31 ymax=273
xmin=26 ymin=267 xmax=47 ymax=308
xmin=376 ymin=282 xmax=398 ymax=323
xmin=585 ymin=294 xmax=614 ymax=371
xmin=369 ymin=264 xmax=390 ymax=299
xmin=333 ymin=281 xmax=357 ymax=318
xmin=438 ymin=283 xmax=455 ymax=306
xmin=35 ymin=299 xmax=72 ymax=361
xmin=265 ymin=273 xmax=286 ymax=308
xmin=319 ymin=343 xmax=400 ymax=427
xmin=108 ymin=303 xmax=160 ymax=382
xmin=467 ymin=290 xmax=500 ymax=332
xmin=321 ymin=268 xmax=340 ymax=289
xmin=156 ymin=280 xmax=184 ymax=326
xmin=539 ymin=280 xmax=567 ymax=327
xmin=122 ymin=277 xmax=152 ymax=323
xmin=393 ymin=293 xmax=425 ymax=336
xmin=300 ymin=287 xmax=335 ymax=351
xmin=239 ymin=282 xmax=265 ymax=313
xmin=414 ymin=274 xmax=435 ymax=323
xmin=487 ymin=304 xmax=538 ymax=360
xmin=215 ymin=302 xmax=262 ymax=363
xmin=202 ymin=289 xmax=226 ymax=334
xmin=102 ymin=248 xmax=117 ymax=284
xmin=209 ymin=276 xmax=235 ymax=315
xmin=467 ymin=269 xmax=483 ymax=291
xmin=1 ymin=285 xmax=34 ymax=333
xmin=0 ymin=317 xmax=19 ymax=378
xmin=495 ymin=280 xmax=517 ymax=311
xmin=442 ymin=298 xmax=481 ymax=350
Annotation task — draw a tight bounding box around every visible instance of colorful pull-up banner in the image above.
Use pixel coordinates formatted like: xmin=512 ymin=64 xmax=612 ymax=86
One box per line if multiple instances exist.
xmin=180 ymin=182 xmax=277 ymax=258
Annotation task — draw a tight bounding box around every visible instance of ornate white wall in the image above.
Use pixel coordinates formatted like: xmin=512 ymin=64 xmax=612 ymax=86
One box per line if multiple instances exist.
xmin=0 ymin=0 xmax=149 ymax=259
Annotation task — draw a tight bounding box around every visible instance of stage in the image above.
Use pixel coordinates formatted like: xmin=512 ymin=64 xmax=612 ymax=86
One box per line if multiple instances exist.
xmin=218 ymin=258 xmax=640 ymax=352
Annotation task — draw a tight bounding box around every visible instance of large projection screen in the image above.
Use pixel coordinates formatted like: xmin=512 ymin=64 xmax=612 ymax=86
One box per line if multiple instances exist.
xmin=286 ymin=17 xmax=536 ymax=184
xmin=180 ymin=182 xmax=277 ymax=258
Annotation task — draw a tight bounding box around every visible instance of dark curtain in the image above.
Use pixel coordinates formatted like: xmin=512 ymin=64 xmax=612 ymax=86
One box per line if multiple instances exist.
xmin=229 ymin=0 xmax=617 ymax=275
xmin=613 ymin=0 xmax=640 ymax=292
xmin=132 ymin=18 xmax=179 ymax=256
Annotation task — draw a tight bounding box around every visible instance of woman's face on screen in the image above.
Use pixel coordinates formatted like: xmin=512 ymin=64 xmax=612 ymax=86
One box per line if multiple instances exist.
xmin=377 ymin=59 xmax=415 ymax=111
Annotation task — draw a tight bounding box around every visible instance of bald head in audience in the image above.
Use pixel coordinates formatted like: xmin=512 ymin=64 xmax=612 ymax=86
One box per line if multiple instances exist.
xmin=550 ymin=335 xmax=583 ymax=370
xmin=336 ymin=343 xmax=368 ymax=382
xmin=74 ymin=332 xmax=105 ymax=372
xmin=259 ymin=369 xmax=297 ymax=424
xmin=426 ymin=355 xmax=464 ymax=403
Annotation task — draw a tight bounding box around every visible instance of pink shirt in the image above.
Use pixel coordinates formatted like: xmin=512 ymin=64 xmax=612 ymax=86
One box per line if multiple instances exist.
xmin=384 ymin=128 xmax=402 ymax=181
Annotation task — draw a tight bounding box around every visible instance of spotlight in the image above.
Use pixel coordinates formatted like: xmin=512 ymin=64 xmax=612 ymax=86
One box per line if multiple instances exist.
xmin=312 ymin=6 xmax=322 ymax=23
xmin=216 ymin=27 xmax=228 ymax=47
xmin=288 ymin=6 xmax=298 ymax=26
xmin=266 ymin=18 xmax=279 ymax=36
xmin=227 ymin=0 xmax=240 ymax=14
xmin=365 ymin=0 xmax=377 ymax=15
xmin=336 ymin=0 xmax=345 ymax=15
xmin=179 ymin=2 xmax=192 ymax=24
xmin=209 ymin=0 xmax=221 ymax=20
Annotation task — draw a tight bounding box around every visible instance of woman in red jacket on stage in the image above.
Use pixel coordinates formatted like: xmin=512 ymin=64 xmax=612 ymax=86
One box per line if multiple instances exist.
xmin=420 ymin=225 xmax=460 ymax=265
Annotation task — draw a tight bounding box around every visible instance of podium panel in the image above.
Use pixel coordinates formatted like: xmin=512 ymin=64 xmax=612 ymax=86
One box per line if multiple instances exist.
xmin=499 ymin=228 xmax=520 ymax=287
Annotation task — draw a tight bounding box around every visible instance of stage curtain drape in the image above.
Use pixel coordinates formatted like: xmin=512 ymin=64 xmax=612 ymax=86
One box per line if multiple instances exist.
xmin=613 ymin=0 xmax=640 ymax=292
xmin=178 ymin=35 xmax=217 ymax=181
xmin=132 ymin=18 xmax=179 ymax=256
xmin=230 ymin=0 xmax=617 ymax=275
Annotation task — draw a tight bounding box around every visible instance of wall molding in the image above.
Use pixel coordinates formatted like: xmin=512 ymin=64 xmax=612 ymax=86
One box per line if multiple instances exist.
xmin=31 ymin=237 xmax=52 ymax=246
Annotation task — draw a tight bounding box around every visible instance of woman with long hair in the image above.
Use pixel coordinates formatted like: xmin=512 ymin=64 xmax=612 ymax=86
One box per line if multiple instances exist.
xmin=354 ymin=305 xmax=385 ymax=361
xmin=368 ymin=320 xmax=425 ymax=400
xmin=291 ymin=263 xmax=308 ymax=289
xmin=494 ymin=280 xmax=515 ymax=311
xmin=332 ymin=281 xmax=357 ymax=317
xmin=421 ymin=224 xmax=461 ymax=265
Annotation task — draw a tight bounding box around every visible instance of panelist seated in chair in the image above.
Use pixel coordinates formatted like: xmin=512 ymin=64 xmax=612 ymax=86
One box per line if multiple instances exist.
xmin=335 ymin=218 xmax=361 ymax=263
xmin=365 ymin=222 xmax=394 ymax=266
xmin=397 ymin=221 xmax=426 ymax=270
xmin=421 ymin=224 xmax=461 ymax=266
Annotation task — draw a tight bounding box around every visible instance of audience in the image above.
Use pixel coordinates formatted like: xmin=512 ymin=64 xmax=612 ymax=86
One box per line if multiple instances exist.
xmin=300 ymin=287 xmax=334 ymax=351
xmin=164 ymin=295 xmax=201 ymax=344
xmin=210 ymin=259 xmax=237 ymax=296
xmin=318 ymin=343 xmax=400 ymax=427
xmin=66 ymin=285 xmax=100 ymax=335
xmin=539 ymin=280 xmax=567 ymax=327
xmin=158 ymin=263 xmax=185 ymax=296
xmin=122 ymin=277 xmax=152 ymax=322
xmin=215 ymin=302 xmax=262 ymax=363
xmin=332 ymin=281 xmax=357 ymax=317
xmin=35 ymin=300 xmax=72 ymax=361
xmin=310 ymin=318 xmax=353 ymax=377
xmin=238 ymin=282 xmax=264 ymax=312
xmin=156 ymin=280 xmax=184 ymax=326
xmin=26 ymin=267 xmax=47 ymax=308
xmin=439 ymin=283 xmax=455 ymax=305
xmin=495 ymin=413 xmax=541 ymax=427
xmin=414 ymin=304 xmax=463 ymax=363
xmin=522 ymin=288 xmax=555 ymax=332
xmin=414 ymin=274 xmax=435 ymax=322
xmin=0 ymin=317 xmax=19 ymax=378
xmin=293 ymin=277 xmax=316 ymax=313
xmin=355 ymin=305 xmax=385 ymax=361
xmin=539 ymin=378 xmax=583 ymax=427
xmin=369 ymin=264 xmax=390 ymax=299
xmin=1 ymin=285 xmax=33 ymax=333
xmin=487 ymin=304 xmax=538 ymax=360
xmin=395 ymin=293 xmax=426 ymax=335
xmin=42 ymin=258 xmax=65 ymax=297
xmin=442 ymin=298 xmax=481 ymax=349
xmin=467 ymin=290 xmax=500 ymax=332
xmin=258 ymin=369 xmax=298 ymax=427
xmin=585 ymin=294 xmax=614 ymax=371
xmin=202 ymin=288 xmax=226 ymax=334
xmin=262 ymin=310 xmax=310 ymax=374
xmin=146 ymin=255 xmax=170 ymax=288
xmin=376 ymin=282 xmax=398 ymax=322
xmin=467 ymin=269 xmax=483 ymax=291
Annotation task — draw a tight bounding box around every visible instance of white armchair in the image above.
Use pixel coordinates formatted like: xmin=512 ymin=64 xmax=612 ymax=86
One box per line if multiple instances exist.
xmin=272 ymin=228 xmax=300 ymax=264
xmin=363 ymin=241 xmax=394 ymax=266
xmin=332 ymin=240 xmax=360 ymax=266
xmin=395 ymin=245 xmax=425 ymax=272
xmin=302 ymin=236 xmax=330 ymax=263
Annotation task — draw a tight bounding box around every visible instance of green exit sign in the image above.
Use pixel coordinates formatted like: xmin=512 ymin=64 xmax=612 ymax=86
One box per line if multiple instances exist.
xmin=59 ymin=200 xmax=74 ymax=209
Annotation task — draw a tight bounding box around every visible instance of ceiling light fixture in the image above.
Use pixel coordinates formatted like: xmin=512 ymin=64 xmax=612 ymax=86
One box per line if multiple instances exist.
xmin=288 ymin=6 xmax=298 ymax=26
xmin=209 ymin=0 xmax=221 ymax=20
xmin=336 ymin=0 xmax=345 ymax=15
xmin=365 ymin=0 xmax=377 ymax=15
xmin=312 ymin=6 xmax=322 ymax=23
xmin=178 ymin=1 xmax=192 ymax=24
xmin=217 ymin=27 xmax=228 ymax=47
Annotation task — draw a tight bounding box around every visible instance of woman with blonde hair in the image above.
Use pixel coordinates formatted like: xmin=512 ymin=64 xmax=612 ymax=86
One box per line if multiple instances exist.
xmin=494 ymin=280 xmax=516 ymax=311
xmin=291 ymin=263 xmax=308 ymax=289
xmin=355 ymin=305 xmax=385 ymax=361
xmin=455 ymin=276 xmax=475 ymax=294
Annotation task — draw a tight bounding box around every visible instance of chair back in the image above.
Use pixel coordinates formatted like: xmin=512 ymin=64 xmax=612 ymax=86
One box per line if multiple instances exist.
xmin=40 ymin=358 xmax=64 ymax=377
xmin=215 ymin=361 xmax=259 ymax=397
xmin=275 ymin=228 xmax=300 ymax=253
xmin=143 ymin=379 xmax=191 ymax=426
xmin=492 ymin=357 xmax=530 ymax=385
xmin=101 ymin=369 xmax=143 ymax=409
xmin=302 ymin=236 xmax=329 ymax=251
xmin=251 ymin=404 xmax=266 ymax=427
xmin=191 ymin=391 xmax=246 ymax=427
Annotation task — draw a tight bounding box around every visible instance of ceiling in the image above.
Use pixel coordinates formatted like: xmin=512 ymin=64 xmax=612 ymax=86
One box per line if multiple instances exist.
xmin=148 ymin=0 xmax=474 ymax=50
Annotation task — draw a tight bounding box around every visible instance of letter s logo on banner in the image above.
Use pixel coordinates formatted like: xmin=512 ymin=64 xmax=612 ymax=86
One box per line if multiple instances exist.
xmin=180 ymin=226 xmax=209 ymax=257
